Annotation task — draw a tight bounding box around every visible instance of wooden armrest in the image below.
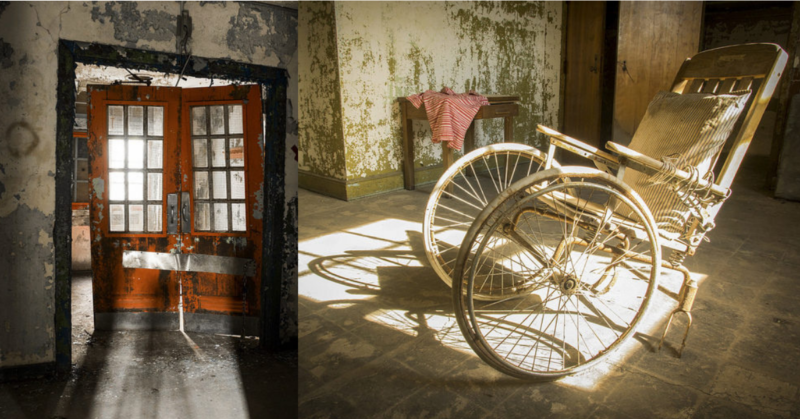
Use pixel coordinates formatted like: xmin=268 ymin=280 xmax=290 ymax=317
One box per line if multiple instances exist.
xmin=536 ymin=125 xmax=620 ymax=169
xmin=606 ymin=142 xmax=730 ymax=198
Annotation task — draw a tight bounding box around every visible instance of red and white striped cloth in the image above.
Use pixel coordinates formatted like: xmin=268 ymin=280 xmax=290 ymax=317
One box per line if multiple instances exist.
xmin=407 ymin=87 xmax=489 ymax=150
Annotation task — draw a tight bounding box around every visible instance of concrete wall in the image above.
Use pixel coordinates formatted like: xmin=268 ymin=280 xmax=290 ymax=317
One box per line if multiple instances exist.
xmin=0 ymin=1 xmax=298 ymax=368
xmin=299 ymin=1 xmax=563 ymax=200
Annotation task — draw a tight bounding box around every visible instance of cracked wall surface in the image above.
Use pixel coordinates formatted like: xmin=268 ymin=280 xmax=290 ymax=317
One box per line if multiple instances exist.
xmin=299 ymin=1 xmax=562 ymax=199
xmin=0 ymin=1 xmax=298 ymax=368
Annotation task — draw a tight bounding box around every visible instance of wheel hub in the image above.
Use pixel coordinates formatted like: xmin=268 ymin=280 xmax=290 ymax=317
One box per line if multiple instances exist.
xmin=551 ymin=269 xmax=580 ymax=296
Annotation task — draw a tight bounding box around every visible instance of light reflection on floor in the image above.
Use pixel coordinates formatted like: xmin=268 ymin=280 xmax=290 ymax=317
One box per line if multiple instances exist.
xmin=299 ymin=217 xmax=708 ymax=391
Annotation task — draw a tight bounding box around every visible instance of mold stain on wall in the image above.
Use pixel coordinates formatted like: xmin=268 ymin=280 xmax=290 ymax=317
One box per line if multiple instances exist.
xmin=226 ymin=2 xmax=297 ymax=67
xmin=90 ymin=2 xmax=177 ymax=46
xmin=298 ymin=1 xmax=347 ymax=180
xmin=299 ymin=1 xmax=562 ymax=198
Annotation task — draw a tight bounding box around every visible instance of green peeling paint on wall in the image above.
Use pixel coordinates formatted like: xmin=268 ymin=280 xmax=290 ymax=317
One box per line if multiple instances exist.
xmin=298 ymin=1 xmax=347 ymax=181
xmin=300 ymin=1 xmax=562 ymax=200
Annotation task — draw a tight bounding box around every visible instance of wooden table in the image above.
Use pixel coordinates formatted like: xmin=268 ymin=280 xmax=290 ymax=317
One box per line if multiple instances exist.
xmin=399 ymin=95 xmax=521 ymax=190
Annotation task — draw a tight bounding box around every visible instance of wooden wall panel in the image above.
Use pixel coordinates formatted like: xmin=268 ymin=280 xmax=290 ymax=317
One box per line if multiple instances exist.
xmin=613 ymin=1 xmax=703 ymax=145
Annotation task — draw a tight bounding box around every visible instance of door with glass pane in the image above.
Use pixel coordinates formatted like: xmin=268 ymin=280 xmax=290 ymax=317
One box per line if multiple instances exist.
xmin=180 ymin=85 xmax=263 ymax=334
xmin=88 ymin=84 xmax=263 ymax=333
xmin=88 ymin=85 xmax=182 ymax=328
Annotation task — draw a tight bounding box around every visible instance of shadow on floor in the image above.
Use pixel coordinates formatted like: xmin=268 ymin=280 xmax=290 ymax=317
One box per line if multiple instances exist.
xmin=0 ymin=272 xmax=297 ymax=419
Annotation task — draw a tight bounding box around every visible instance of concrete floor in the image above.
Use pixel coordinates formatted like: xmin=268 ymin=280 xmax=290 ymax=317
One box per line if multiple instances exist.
xmin=299 ymin=157 xmax=800 ymax=418
xmin=0 ymin=274 xmax=298 ymax=419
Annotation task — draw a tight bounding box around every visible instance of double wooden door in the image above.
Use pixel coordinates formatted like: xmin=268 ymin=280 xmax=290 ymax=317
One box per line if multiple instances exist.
xmin=88 ymin=84 xmax=264 ymax=334
xmin=562 ymin=1 xmax=703 ymax=148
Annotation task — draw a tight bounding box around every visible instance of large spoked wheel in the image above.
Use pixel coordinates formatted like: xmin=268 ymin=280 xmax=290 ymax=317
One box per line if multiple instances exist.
xmin=423 ymin=143 xmax=555 ymax=298
xmin=453 ymin=167 xmax=661 ymax=380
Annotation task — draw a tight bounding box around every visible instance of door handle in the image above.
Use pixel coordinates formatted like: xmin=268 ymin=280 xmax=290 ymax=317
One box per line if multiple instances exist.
xmin=590 ymin=54 xmax=599 ymax=74
xmin=167 ymin=193 xmax=178 ymax=234
xmin=181 ymin=192 xmax=191 ymax=233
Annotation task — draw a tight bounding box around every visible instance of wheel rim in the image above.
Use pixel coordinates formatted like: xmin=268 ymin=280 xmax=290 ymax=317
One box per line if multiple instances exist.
xmin=454 ymin=170 xmax=661 ymax=379
xmin=423 ymin=143 xmax=551 ymax=298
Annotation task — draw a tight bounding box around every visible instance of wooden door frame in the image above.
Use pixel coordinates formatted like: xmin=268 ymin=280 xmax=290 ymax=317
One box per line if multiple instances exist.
xmin=55 ymin=40 xmax=289 ymax=374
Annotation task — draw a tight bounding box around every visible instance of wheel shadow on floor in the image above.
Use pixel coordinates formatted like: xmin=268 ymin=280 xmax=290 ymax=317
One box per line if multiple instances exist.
xmin=302 ymin=229 xmax=677 ymax=383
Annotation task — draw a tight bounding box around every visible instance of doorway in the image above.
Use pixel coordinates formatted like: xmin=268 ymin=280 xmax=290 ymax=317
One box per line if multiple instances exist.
xmin=88 ymin=84 xmax=263 ymax=334
xmin=55 ymin=41 xmax=289 ymax=372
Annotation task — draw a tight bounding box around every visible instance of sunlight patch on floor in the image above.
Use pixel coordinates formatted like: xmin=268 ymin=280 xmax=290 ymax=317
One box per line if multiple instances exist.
xmin=299 ymin=219 xmax=425 ymax=303
xmin=300 ymin=216 xmax=709 ymax=391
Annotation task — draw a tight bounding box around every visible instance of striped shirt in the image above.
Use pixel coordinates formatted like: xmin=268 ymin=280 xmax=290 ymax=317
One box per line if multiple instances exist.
xmin=407 ymin=87 xmax=489 ymax=150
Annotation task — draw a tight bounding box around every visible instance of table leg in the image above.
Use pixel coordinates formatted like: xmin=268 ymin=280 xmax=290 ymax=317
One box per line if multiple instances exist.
xmin=442 ymin=143 xmax=453 ymax=194
xmin=461 ymin=123 xmax=477 ymax=179
xmin=504 ymin=116 xmax=514 ymax=143
xmin=442 ymin=143 xmax=453 ymax=170
xmin=401 ymin=104 xmax=415 ymax=190
xmin=464 ymin=122 xmax=476 ymax=154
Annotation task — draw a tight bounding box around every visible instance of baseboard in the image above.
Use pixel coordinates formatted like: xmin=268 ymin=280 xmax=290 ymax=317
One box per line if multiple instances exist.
xmin=298 ymin=170 xmax=347 ymax=200
xmin=413 ymin=164 xmax=446 ymax=187
xmin=344 ymin=172 xmax=404 ymax=200
xmin=300 ymin=164 xmax=446 ymax=201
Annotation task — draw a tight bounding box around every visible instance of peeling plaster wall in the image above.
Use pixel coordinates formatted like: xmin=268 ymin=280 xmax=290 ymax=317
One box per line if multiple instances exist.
xmin=299 ymin=1 xmax=562 ymax=198
xmin=298 ymin=1 xmax=347 ymax=181
xmin=0 ymin=1 xmax=298 ymax=368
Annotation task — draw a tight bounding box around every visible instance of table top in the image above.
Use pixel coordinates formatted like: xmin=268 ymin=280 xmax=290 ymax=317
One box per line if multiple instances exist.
xmin=398 ymin=94 xmax=520 ymax=104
